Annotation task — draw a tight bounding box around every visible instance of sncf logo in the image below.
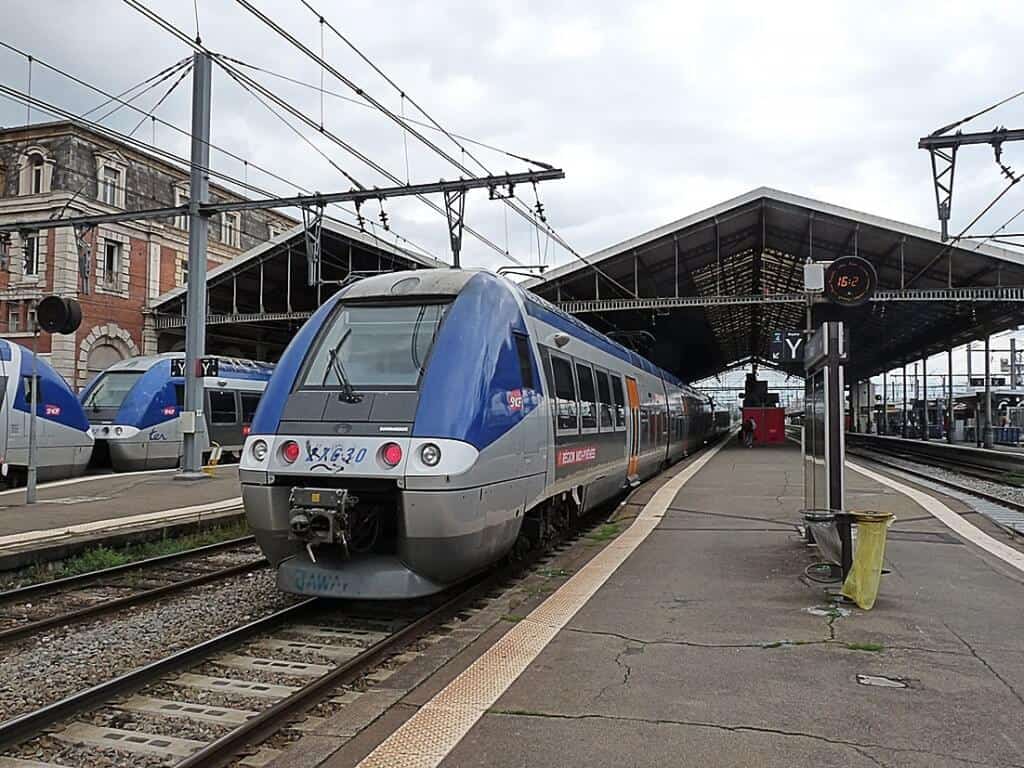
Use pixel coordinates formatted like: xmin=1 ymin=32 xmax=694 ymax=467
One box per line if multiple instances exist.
xmin=43 ymin=404 xmax=61 ymax=417
xmin=507 ymin=389 xmax=523 ymax=412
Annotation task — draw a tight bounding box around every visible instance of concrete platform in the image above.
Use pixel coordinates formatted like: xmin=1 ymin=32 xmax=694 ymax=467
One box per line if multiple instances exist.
xmin=0 ymin=467 xmax=243 ymax=569
xmin=305 ymin=442 xmax=1024 ymax=768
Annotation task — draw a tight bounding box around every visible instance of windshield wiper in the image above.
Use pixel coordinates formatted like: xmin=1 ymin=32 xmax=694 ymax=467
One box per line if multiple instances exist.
xmin=410 ymin=305 xmax=428 ymax=374
xmin=323 ymin=328 xmax=362 ymax=403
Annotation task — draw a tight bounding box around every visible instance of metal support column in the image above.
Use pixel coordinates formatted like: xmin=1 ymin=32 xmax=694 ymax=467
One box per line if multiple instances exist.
xmin=902 ymin=362 xmax=907 ymax=438
xmin=1012 ymin=337 xmax=1018 ymax=390
xmin=881 ymin=371 xmax=887 ymax=435
xmin=179 ymin=51 xmax=212 ymax=479
xmin=984 ymin=333 xmax=994 ymax=448
xmin=25 ymin=322 xmax=39 ymax=503
xmin=947 ymin=344 xmax=954 ymax=443
xmin=922 ymin=356 xmax=929 ymax=440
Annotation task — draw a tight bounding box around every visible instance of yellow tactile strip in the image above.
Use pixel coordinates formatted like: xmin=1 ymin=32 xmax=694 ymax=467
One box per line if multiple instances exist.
xmin=356 ymin=438 xmax=730 ymax=768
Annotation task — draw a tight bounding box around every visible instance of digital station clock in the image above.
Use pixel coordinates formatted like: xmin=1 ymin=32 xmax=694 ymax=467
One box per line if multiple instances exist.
xmin=824 ymin=256 xmax=878 ymax=307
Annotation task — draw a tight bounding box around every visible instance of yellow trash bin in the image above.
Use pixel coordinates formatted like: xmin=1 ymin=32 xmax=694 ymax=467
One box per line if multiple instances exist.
xmin=841 ymin=511 xmax=895 ymax=610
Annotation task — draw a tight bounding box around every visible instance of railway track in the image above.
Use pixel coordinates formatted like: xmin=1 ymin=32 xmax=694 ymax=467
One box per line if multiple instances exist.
xmin=0 ymin=537 xmax=266 ymax=644
xmin=847 ymin=448 xmax=1024 ymax=523
xmin=845 ymin=433 xmax=1024 ymax=485
xmin=0 ymin=516 xmax=609 ymax=768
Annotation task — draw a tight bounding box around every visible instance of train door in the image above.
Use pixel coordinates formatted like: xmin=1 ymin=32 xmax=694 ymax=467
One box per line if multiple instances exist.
xmin=626 ymin=376 xmax=641 ymax=482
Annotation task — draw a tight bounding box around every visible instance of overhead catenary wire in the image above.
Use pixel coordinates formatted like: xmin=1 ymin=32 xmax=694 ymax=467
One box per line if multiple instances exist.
xmin=92 ymin=58 xmax=193 ymax=124
xmin=930 ymin=87 xmax=1024 ymax=136
xmin=0 ymin=43 xmax=433 ymax=258
xmin=219 ymin=55 xmax=549 ymax=165
xmin=120 ymin=0 xmax=521 ymax=265
xmin=242 ymin=0 xmax=621 ymax=284
xmin=0 ymin=84 xmax=435 ymax=259
xmin=282 ymin=0 xmax=637 ymax=297
xmin=126 ymin=60 xmax=193 ymax=137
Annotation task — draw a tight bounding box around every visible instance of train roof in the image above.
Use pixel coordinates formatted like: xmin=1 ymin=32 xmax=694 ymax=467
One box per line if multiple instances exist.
xmin=101 ymin=353 xmax=275 ymax=379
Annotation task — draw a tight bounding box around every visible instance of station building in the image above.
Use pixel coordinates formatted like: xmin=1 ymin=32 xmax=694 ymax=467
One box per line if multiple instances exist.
xmin=0 ymin=121 xmax=295 ymax=388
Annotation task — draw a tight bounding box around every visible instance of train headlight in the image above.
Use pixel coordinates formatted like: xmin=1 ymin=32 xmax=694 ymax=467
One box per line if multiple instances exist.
xmin=420 ymin=443 xmax=441 ymax=467
xmin=281 ymin=440 xmax=300 ymax=463
xmin=251 ymin=439 xmax=268 ymax=461
xmin=114 ymin=427 xmax=123 ymax=436
xmin=380 ymin=442 xmax=403 ymax=468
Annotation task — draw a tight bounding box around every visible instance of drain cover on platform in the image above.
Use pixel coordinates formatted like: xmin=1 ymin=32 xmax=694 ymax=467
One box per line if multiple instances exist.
xmin=856 ymin=674 xmax=907 ymax=688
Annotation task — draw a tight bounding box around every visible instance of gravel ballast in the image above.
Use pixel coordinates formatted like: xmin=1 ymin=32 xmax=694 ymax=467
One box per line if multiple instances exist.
xmin=0 ymin=569 xmax=299 ymax=723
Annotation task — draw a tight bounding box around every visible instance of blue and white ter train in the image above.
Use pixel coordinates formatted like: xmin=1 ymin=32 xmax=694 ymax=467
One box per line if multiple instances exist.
xmin=80 ymin=353 xmax=274 ymax=471
xmin=0 ymin=338 xmax=93 ymax=483
xmin=240 ymin=269 xmax=728 ymax=600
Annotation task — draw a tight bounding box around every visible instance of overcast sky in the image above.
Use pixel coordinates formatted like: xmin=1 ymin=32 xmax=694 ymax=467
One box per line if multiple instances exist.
xmin=3 ymin=0 xmax=1024 ymax=273
xmin=3 ymin=1 xmax=1024 ymax=390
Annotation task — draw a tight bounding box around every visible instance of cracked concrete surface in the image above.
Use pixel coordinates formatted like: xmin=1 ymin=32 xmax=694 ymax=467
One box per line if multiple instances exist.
xmin=428 ymin=444 xmax=1024 ymax=768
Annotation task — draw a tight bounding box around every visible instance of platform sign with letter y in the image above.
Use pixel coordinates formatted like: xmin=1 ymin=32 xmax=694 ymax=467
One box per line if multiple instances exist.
xmin=770 ymin=331 xmax=805 ymax=364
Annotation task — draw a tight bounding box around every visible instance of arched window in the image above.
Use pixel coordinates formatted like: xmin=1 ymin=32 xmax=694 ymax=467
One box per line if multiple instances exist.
xmin=30 ymin=154 xmax=44 ymax=195
xmin=18 ymin=148 xmax=52 ymax=196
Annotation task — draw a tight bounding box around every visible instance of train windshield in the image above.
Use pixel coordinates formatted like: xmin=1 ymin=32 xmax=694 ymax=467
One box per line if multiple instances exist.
xmin=301 ymin=302 xmax=449 ymax=389
xmin=82 ymin=371 xmax=144 ymax=410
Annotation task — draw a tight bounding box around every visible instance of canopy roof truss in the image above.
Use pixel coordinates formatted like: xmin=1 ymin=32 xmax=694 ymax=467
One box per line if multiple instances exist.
xmin=527 ymin=188 xmax=1024 ymax=382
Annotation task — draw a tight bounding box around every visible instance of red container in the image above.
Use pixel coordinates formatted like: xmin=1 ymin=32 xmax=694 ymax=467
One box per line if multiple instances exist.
xmin=741 ymin=407 xmax=786 ymax=444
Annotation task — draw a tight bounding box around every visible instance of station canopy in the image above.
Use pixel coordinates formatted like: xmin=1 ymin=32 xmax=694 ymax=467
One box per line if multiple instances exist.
xmin=151 ymin=219 xmax=444 ymax=358
xmin=525 ymin=188 xmax=1024 ymax=382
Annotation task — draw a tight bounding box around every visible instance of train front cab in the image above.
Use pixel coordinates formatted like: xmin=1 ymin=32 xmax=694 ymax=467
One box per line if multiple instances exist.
xmin=81 ymin=355 xmax=268 ymax=471
xmin=0 ymin=339 xmax=93 ymax=482
xmin=241 ymin=271 xmax=547 ymax=599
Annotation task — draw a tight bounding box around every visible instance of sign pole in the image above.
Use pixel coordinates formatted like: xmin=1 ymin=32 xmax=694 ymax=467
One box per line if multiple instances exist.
xmin=25 ymin=319 xmax=39 ymax=504
xmin=180 ymin=51 xmax=212 ymax=479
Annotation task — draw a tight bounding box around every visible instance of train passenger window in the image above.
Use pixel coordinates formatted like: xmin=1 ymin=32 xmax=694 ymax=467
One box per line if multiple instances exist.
xmin=610 ymin=374 xmax=626 ymax=428
xmin=209 ymin=391 xmax=238 ymax=424
xmin=550 ymin=356 xmax=578 ymax=432
xmin=513 ymin=333 xmax=535 ymax=391
xmin=594 ymin=370 xmax=614 ymax=430
xmin=576 ymin=363 xmax=597 ymax=430
xmin=241 ymin=392 xmax=260 ymax=423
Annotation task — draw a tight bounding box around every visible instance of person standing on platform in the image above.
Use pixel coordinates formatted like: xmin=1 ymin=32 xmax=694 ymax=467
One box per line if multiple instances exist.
xmin=742 ymin=417 xmax=755 ymax=447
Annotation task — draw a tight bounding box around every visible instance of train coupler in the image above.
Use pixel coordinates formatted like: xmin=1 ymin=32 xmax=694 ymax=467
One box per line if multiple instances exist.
xmin=287 ymin=487 xmax=360 ymax=563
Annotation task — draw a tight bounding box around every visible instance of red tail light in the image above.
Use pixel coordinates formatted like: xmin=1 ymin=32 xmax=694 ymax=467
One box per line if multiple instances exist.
xmin=281 ymin=440 xmax=300 ymax=463
xmin=381 ymin=442 xmax=403 ymax=467
xmin=242 ymin=425 xmax=251 ymax=436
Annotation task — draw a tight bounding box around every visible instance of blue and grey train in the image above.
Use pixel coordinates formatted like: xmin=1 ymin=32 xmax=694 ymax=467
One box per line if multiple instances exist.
xmin=80 ymin=353 xmax=274 ymax=471
xmin=0 ymin=339 xmax=93 ymax=484
xmin=241 ymin=269 xmax=729 ymax=600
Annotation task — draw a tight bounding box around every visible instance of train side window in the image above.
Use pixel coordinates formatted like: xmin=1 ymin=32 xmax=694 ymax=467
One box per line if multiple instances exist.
xmin=576 ymin=363 xmax=597 ymax=431
xmin=209 ymin=390 xmax=238 ymax=424
xmin=240 ymin=392 xmax=260 ymax=423
xmin=610 ymin=374 xmax=626 ymax=428
xmin=513 ymin=333 xmax=535 ymax=391
xmin=550 ymin=355 xmax=578 ymax=433
xmin=174 ymin=384 xmax=185 ymax=407
xmin=595 ymin=369 xmax=614 ymax=430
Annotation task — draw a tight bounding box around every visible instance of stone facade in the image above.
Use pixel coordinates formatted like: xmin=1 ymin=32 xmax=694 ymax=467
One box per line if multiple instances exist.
xmin=0 ymin=121 xmax=294 ymax=389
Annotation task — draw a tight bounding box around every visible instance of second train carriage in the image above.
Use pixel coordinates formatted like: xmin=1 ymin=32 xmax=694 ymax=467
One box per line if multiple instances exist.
xmin=80 ymin=353 xmax=274 ymax=471
xmin=240 ymin=269 xmax=728 ymax=600
xmin=0 ymin=339 xmax=93 ymax=483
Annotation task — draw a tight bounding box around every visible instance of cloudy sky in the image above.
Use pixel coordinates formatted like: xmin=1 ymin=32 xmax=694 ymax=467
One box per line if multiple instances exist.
xmin=3 ymin=0 xmax=1023 ymax=273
